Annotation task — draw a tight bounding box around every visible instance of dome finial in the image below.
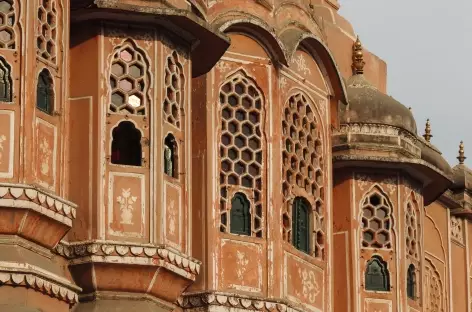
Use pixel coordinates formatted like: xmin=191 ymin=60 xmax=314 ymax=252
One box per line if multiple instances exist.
xmin=423 ymin=119 xmax=432 ymax=142
xmin=352 ymin=36 xmax=365 ymax=75
xmin=458 ymin=141 xmax=466 ymax=164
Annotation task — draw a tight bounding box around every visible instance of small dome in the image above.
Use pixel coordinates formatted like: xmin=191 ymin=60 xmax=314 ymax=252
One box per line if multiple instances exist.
xmin=341 ymin=74 xmax=417 ymax=134
xmin=341 ymin=37 xmax=417 ymax=134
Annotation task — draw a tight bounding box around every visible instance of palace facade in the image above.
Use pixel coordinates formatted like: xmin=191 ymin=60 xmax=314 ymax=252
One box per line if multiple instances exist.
xmin=0 ymin=0 xmax=469 ymax=311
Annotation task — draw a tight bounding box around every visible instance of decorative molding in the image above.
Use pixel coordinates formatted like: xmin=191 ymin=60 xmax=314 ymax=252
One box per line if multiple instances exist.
xmin=355 ymin=174 xmax=397 ymax=195
xmin=0 ymin=261 xmax=80 ymax=305
xmin=179 ymin=292 xmax=318 ymax=312
xmin=54 ymin=241 xmax=201 ymax=277
xmin=451 ymin=216 xmax=464 ymax=244
xmin=0 ymin=183 xmax=77 ymax=226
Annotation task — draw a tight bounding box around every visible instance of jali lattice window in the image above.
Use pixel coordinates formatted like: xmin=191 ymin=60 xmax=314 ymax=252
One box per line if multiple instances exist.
xmin=0 ymin=0 xmax=15 ymax=49
xmin=365 ymin=256 xmax=390 ymax=291
xmin=0 ymin=57 xmax=11 ymax=101
xmin=407 ymin=264 xmax=416 ymax=300
xmin=163 ymin=51 xmax=184 ymax=128
xmin=406 ymin=201 xmax=420 ymax=259
xmin=36 ymin=69 xmax=54 ymax=114
xmin=282 ymin=92 xmax=324 ymax=258
xmin=219 ymin=73 xmax=263 ymax=237
xmin=361 ymin=191 xmax=392 ymax=249
xmin=425 ymin=260 xmax=443 ymax=312
xmin=292 ymin=197 xmax=310 ymax=253
xmin=109 ymin=43 xmax=148 ymax=115
xmin=230 ymin=193 xmax=251 ymax=236
xmin=37 ymin=0 xmax=57 ymax=62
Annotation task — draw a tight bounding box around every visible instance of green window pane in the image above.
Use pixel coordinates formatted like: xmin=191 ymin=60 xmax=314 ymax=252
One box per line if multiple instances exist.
xmin=365 ymin=256 xmax=390 ymax=291
xmin=292 ymin=197 xmax=310 ymax=253
xmin=230 ymin=193 xmax=251 ymax=236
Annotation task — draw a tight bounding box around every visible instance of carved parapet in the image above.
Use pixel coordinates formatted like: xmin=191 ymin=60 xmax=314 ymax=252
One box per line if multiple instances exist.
xmin=0 ymin=261 xmax=81 ymax=305
xmin=0 ymin=183 xmax=77 ymax=249
xmin=179 ymin=292 xmax=311 ymax=312
xmin=56 ymin=240 xmax=201 ymax=302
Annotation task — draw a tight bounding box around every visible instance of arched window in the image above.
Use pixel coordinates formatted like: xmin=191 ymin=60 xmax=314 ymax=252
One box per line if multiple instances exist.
xmin=219 ymin=73 xmax=263 ymax=237
xmin=292 ymin=197 xmax=310 ymax=253
xmin=282 ymin=92 xmax=324 ymax=259
xmin=407 ymin=264 xmax=416 ymax=299
xmin=164 ymin=134 xmax=177 ymax=177
xmin=361 ymin=190 xmax=392 ymax=249
xmin=0 ymin=57 xmax=12 ymax=102
xmin=365 ymin=256 xmax=390 ymax=291
xmin=230 ymin=193 xmax=251 ymax=236
xmin=111 ymin=121 xmax=142 ymax=166
xmin=36 ymin=69 xmax=54 ymax=114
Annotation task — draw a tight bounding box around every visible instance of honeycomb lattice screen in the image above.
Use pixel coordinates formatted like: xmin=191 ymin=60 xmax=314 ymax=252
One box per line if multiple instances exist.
xmin=361 ymin=191 xmax=392 ymax=249
xmin=406 ymin=201 xmax=419 ymax=260
xmin=163 ymin=51 xmax=184 ymax=128
xmin=282 ymin=93 xmax=325 ymax=259
xmin=109 ymin=43 xmax=148 ymax=115
xmin=219 ymin=73 xmax=263 ymax=238
xmin=0 ymin=0 xmax=15 ymax=49
xmin=37 ymin=0 xmax=57 ymax=62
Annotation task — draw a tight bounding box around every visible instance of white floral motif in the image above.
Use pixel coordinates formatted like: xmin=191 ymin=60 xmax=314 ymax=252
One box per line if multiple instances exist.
xmin=292 ymin=54 xmax=311 ymax=76
xmin=168 ymin=199 xmax=177 ymax=236
xmin=356 ymin=174 xmax=397 ymax=195
xmin=39 ymin=138 xmax=52 ymax=175
xmin=235 ymin=251 xmax=249 ymax=281
xmin=296 ymin=267 xmax=320 ymax=303
xmin=116 ymin=188 xmax=137 ymax=225
xmin=0 ymin=134 xmax=7 ymax=164
xmin=215 ymin=61 xmax=231 ymax=73
xmin=451 ymin=216 xmax=463 ymax=243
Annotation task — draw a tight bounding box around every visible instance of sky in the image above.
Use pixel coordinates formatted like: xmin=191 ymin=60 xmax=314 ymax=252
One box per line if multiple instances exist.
xmin=339 ymin=0 xmax=472 ymax=168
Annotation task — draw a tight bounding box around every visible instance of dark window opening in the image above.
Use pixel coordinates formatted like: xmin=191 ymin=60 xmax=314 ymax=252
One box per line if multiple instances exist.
xmin=0 ymin=57 xmax=12 ymax=102
xmin=36 ymin=69 xmax=54 ymax=114
xmin=230 ymin=193 xmax=251 ymax=236
xmin=292 ymin=197 xmax=310 ymax=253
xmin=365 ymin=256 xmax=390 ymax=291
xmin=407 ymin=264 xmax=416 ymax=299
xmin=111 ymin=121 xmax=142 ymax=166
xmin=164 ymin=134 xmax=177 ymax=177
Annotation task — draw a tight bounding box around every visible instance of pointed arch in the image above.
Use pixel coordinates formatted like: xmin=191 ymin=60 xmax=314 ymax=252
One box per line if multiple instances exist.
xmin=108 ymin=39 xmax=151 ymax=115
xmin=406 ymin=191 xmax=421 ymax=260
xmin=279 ymin=27 xmax=348 ymax=105
xmin=424 ymin=258 xmax=444 ymax=311
xmin=359 ymin=185 xmax=394 ymax=249
xmin=365 ymin=255 xmax=390 ymax=291
xmin=213 ymin=13 xmax=288 ymax=65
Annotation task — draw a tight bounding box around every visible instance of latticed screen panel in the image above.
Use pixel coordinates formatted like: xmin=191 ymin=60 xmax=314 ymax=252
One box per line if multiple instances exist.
xmin=406 ymin=201 xmax=419 ymax=259
xmin=109 ymin=44 xmax=148 ymax=115
xmin=163 ymin=51 xmax=184 ymax=128
xmin=361 ymin=191 xmax=392 ymax=249
xmin=219 ymin=74 xmax=263 ymax=237
xmin=282 ymin=93 xmax=325 ymax=258
xmin=0 ymin=0 xmax=15 ymax=49
xmin=425 ymin=262 xmax=442 ymax=311
xmin=37 ymin=0 xmax=57 ymax=62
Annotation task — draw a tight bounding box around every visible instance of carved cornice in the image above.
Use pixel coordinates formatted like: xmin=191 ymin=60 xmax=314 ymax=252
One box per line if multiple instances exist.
xmin=335 ymin=123 xmax=418 ymax=145
xmin=179 ymin=292 xmax=312 ymax=312
xmin=55 ymin=241 xmax=201 ymax=278
xmin=0 ymin=183 xmax=77 ymax=226
xmin=0 ymin=261 xmax=81 ymax=305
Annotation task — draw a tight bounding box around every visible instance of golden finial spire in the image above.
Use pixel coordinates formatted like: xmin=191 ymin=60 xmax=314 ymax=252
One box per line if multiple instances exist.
xmin=423 ymin=119 xmax=432 ymax=142
xmin=458 ymin=141 xmax=466 ymax=164
xmin=352 ymin=36 xmax=365 ymax=75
